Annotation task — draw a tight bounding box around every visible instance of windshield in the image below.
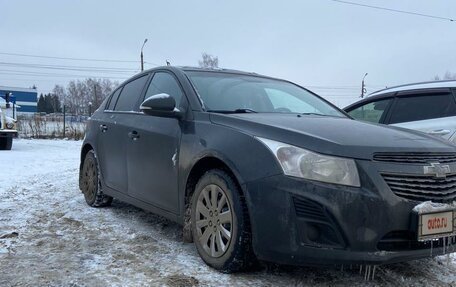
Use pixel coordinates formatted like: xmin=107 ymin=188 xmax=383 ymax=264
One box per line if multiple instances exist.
xmin=186 ymin=71 xmax=345 ymax=117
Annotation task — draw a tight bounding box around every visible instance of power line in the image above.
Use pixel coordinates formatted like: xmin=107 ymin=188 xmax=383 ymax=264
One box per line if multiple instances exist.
xmin=0 ymin=51 xmax=162 ymax=66
xmin=0 ymin=70 xmax=127 ymax=80
xmin=307 ymin=85 xmax=384 ymax=90
xmin=327 ymin=0 xmax=455 ymax=22
xmin=0 ymin=61 xmax=138 ymax=74
xmin=0 ymin=78 xmax=89 ymax=83
xmin=0 ymin=51 xmax=141 ymax=63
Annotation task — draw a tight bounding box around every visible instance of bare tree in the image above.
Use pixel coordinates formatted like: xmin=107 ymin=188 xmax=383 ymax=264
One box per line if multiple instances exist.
xmin=433 ymin=71 xmax=456 ymax=81
xmin=198 ymin=52 xmax=219 ymax=69
xmin=52 ymin=85 xmax=66 ymax=107
xmin=51 ymin=78 xmax=119 ymax=115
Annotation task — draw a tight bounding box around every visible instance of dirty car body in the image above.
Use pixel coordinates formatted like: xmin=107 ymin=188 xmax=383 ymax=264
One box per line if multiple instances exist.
xmin=80 ymin=66 xmax=456 ymax=269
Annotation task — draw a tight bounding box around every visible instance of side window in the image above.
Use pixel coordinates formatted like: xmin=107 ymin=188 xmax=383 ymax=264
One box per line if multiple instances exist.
xmin=389 ymin=94 xmax=456 ymax=124
xmin=114 ymin=75 xmax=149 ymax=111
xmin=106 ymin=88 xmax=122 ymax=110
xmin=144 ymin=72 xmax=183 ymax=107
xmin=348 ymin=99 xmax=391 ymax=123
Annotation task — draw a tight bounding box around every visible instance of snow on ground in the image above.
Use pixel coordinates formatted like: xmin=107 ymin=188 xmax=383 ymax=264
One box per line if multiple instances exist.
xmin=1 ymin=139 xmax=456 ymax=287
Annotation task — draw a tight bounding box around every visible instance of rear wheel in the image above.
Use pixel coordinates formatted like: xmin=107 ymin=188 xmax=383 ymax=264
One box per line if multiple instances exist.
xmin=80 ymin=150 xmax=113 ymax=207
xmin=0 ymin=137 xmax=12 ymax=150
xmin=191 ymin=169 xmax=255 ymax=272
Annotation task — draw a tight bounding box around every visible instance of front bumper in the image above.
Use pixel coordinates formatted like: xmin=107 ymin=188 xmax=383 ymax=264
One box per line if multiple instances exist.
xmin=244 ymin=164 xmax=456 ymax=266
xmin=0 ymin=130 xmax=18 ymax=138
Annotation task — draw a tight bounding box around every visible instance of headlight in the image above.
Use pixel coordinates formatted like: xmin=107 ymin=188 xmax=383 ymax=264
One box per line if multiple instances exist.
xmin=257 ymin=137 xmax=360 ymax=187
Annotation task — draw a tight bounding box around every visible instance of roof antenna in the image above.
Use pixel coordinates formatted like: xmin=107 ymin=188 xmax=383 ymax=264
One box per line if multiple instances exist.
xmin=166 ymin=60 xmax=171 ymax=66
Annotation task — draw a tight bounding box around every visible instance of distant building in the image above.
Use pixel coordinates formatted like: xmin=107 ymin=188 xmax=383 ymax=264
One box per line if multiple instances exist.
xmin=0 ymin=86 xmax=38 ymax=113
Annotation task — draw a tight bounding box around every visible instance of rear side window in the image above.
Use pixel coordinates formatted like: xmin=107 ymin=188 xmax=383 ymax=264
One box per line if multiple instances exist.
xmin=389 ymin=93 xmax=456 ymax=124
xmin=114 ymin=75 xmax=149 ymax=111
xmin=144 ymin=72 xmax=183 ymax=107
xmin=348 ymin=99 xmax=392 ymax=123
xmin=106 ymin=88 xmax=122 ymax=110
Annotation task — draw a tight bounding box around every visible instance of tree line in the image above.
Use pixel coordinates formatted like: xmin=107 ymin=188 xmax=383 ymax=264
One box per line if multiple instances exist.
xmin=49 ymin=78 xmax=119 ymax=115
xmin=433 ymin=71 xmax=456 ymax=81
xmin=37 ymin=93 xmax=62 ymax=113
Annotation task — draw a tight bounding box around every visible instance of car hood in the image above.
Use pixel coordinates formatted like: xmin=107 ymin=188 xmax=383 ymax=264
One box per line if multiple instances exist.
xmin=210 ymin=113 xmax=456 ymax=160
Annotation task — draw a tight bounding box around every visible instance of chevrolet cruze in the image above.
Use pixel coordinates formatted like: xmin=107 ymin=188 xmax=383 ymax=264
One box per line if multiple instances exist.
xmin=79 ymin=67 xmax=456 ymax=272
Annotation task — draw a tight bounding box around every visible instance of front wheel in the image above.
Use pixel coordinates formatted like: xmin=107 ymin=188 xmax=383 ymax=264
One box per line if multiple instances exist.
xmin=80 ymin=150 xmax=113 ymax=207
xmin=191 ymin=169 xmax=256 ymax=272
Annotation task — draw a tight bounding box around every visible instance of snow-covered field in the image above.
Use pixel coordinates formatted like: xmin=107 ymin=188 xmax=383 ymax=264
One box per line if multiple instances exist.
xmin=1 ymin=139 xmax=456 ymax=287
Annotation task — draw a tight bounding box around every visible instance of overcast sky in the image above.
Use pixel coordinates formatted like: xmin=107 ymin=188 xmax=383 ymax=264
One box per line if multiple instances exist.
xmin=1 ymin=0 xmax=455 ymax=106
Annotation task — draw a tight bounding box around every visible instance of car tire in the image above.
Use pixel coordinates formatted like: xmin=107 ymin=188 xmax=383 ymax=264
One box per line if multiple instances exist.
xmin=191 ymin=169 xmax=256 ymax=273
xmin=80 ymin=150 xmax=113 ymax=207
xmin=0 ymin=137 xmax=12 ymax=150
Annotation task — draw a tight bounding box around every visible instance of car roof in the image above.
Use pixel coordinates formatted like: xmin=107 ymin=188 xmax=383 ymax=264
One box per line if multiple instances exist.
xmin=139 ymin=65 xmax=285 ymax=81
xmin=179 ymin=66 xmax=259 ymax=75
xmin=369 ymin=80 xmax=456 ymax=97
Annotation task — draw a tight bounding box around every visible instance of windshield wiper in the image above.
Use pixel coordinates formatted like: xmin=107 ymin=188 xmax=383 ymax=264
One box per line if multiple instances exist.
xmin=300 ymin=112 xmax=326 ymax=116
xmin=207 ymin=108 xmax=258 ymax=114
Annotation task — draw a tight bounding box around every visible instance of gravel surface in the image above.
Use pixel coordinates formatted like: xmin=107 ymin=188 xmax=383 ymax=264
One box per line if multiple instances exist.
xmin=1 ymin=139 xmax=455 ymax=286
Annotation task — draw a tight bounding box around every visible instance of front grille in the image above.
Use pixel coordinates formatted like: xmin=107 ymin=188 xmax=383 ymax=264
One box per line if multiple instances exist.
xmin=373 ymin=152 xmax=456 ymax=164
xmin=382 ymin=173 xmax=456 ymax=202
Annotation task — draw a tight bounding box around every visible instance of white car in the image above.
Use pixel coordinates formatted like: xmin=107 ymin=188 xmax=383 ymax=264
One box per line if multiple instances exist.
xmin=0 ymin=97 xmax=18 ymax=150
xmin=344 ymin=80 xmax=456 ymax=144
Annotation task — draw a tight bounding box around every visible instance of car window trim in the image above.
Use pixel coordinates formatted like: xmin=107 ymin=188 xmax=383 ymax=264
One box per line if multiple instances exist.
xmin=382 ymin=95 xmax=397 ymax=124
xmin=139 ymin=70 xmax=190 ymax=111
xmin=377 ymin=97 xmax=394 ymax=124
xmin=104 ymin=110 xmax=143 ymax=115
xmin=344 ymin=93 xmax=394 ymax=113
xmin=345 ymin=96 xmax=394 ymax=124
xmin=452 ymin=88 xmax=456 ymax=105
xmin=385 ymin=90 xmax=455 ymax=124
xmin=104 ymin=87 xmax=123 ymax=111
xmin=395 ymin=88 xmax=451 ymax=97
xmin=113 ymin=73 xmax=151 ymax=112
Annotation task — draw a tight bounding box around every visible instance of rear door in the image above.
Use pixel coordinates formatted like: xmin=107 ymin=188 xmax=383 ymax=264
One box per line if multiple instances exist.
xmin=97 ymin=74 xmax=150 ymax=194
xmin=387 ymin=90 xmax=456 ymax=140
xmin=127 ymin=71 xmax=186 ymax=213
xmin=97 ymin=87 xmax=126 ymax=193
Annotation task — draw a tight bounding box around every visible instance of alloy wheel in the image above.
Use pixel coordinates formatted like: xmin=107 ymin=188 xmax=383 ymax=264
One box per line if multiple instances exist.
xmin=82 ymin=157 xmax=97 ymax=202
xmin=195 ymin=184 xmax=233 ymax=258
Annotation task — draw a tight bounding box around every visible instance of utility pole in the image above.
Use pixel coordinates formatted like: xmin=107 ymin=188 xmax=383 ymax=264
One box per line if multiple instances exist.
xmin=5 ymin=92 xmax=10 ymax=108
xmin=94 ymin=84 xmax=98 ymax=107
xmin=361 ymin=73 xmax=368 ymax=98
xmin=63 ymin=105 xmax=66 ymax=138
xmin=140 ymin=38 xmax=148 ymax=72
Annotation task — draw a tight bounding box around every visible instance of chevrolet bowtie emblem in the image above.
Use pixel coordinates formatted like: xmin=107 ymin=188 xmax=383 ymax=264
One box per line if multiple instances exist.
xmin=423 ymin=162 xmax=451 ymax=178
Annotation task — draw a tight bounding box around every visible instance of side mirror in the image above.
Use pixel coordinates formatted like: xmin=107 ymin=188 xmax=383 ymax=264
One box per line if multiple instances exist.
xmin=140 ymin=93 xmax=183 ymax=118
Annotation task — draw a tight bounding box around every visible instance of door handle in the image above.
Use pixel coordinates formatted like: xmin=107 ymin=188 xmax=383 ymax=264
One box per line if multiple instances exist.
xmin=128 ymin=130 xmax=140 ymax=140
xmin=428 ymin=129 xmax=451 ymax=136
xmin=99 ymin=124 xmax=108 ymax=132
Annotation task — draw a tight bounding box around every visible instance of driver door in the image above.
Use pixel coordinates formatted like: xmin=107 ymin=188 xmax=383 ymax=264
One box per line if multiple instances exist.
xmin=127 ymin=71 xmax=186 ymax=213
